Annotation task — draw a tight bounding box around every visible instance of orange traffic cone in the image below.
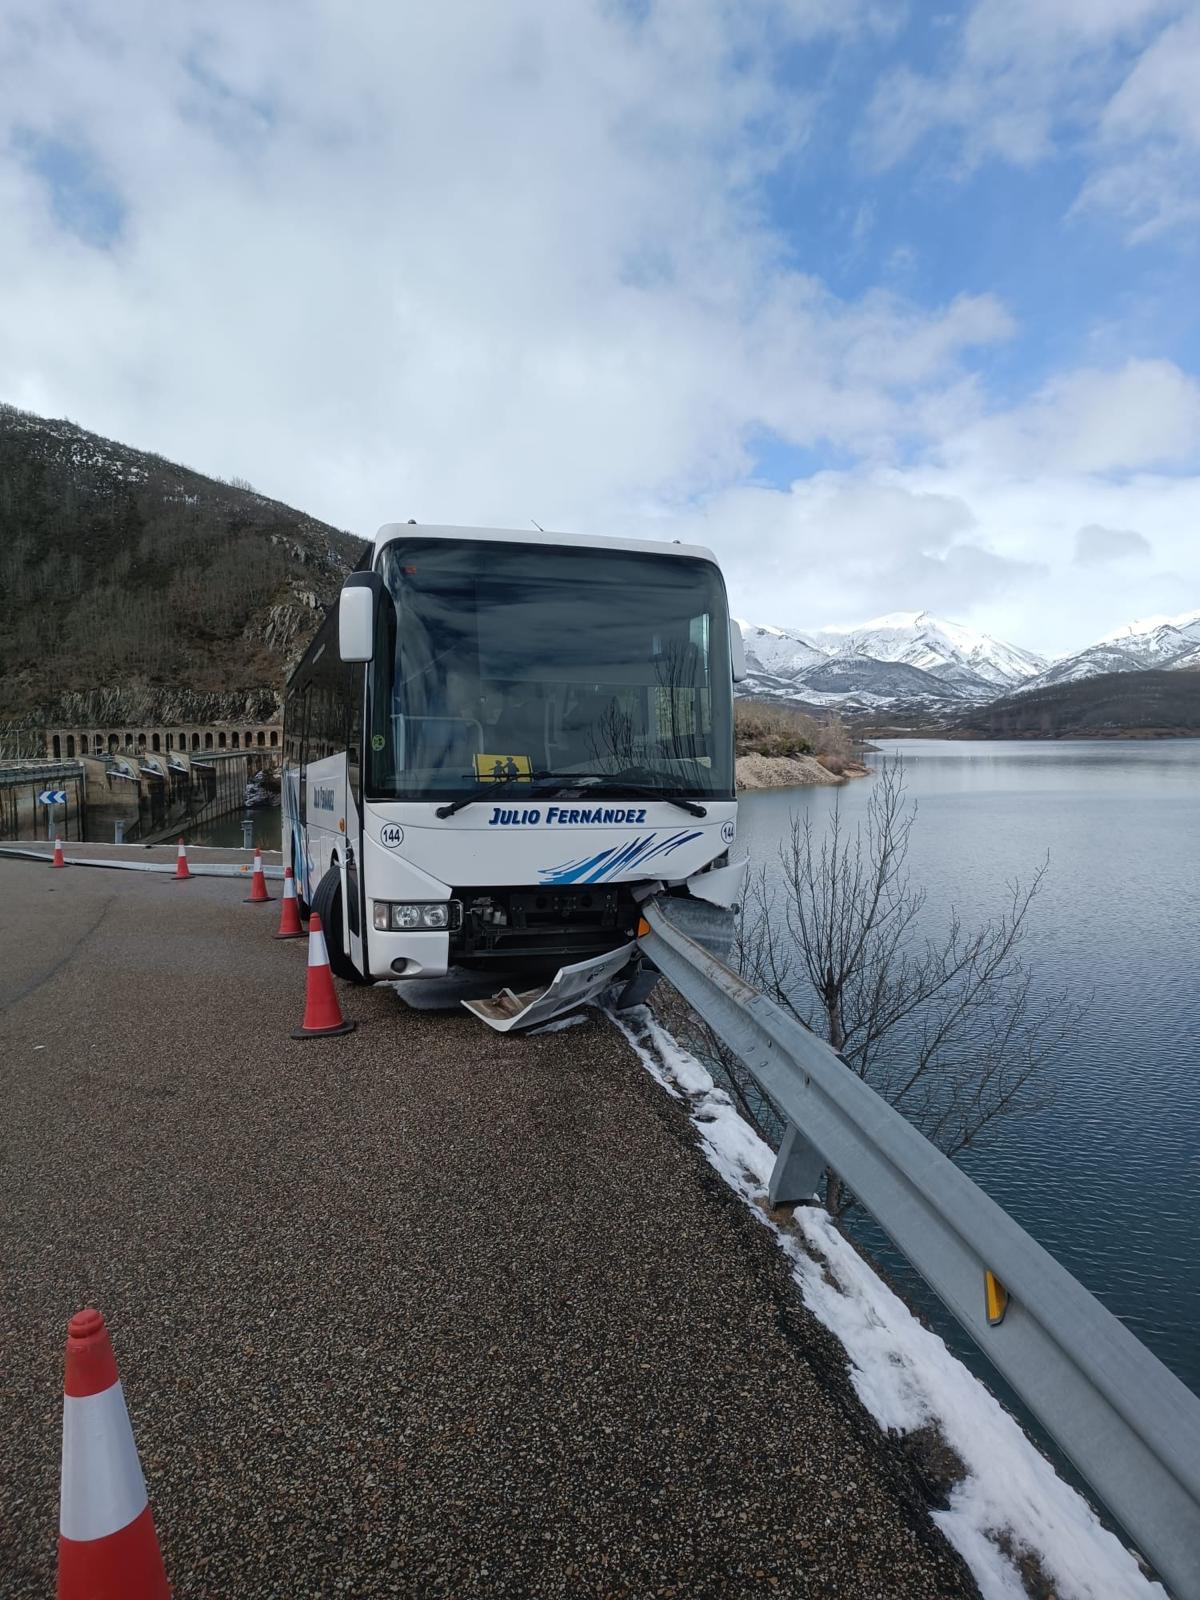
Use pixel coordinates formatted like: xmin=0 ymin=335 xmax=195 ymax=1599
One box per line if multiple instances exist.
xmin=244 ymin=847 xmax=272 ymax=904
xmin=275 ymin=866 xmax=304 ymax=938
xmin=57 ymin=1308 xmax=170 ymax=1600
xmin=172 ymin=838 xmax=191 ymax=881
xmin=52 ymin=837 xmax=67 ymax=868
xmin=292 ymin=913 xmax=355 ymax=1038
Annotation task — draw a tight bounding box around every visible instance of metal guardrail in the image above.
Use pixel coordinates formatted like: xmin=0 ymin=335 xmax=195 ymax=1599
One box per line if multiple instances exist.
xmin=640 ymin=895 xmax=1200 ymax=1600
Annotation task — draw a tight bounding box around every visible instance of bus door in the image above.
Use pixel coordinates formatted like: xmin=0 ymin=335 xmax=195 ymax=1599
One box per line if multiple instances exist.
xmin=342 ymin=663 xmax=367 ymax=977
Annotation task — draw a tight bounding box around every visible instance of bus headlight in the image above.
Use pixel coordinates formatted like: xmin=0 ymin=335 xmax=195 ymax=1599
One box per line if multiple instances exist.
xmin=372 ymin=900 xmax=461 ymax=932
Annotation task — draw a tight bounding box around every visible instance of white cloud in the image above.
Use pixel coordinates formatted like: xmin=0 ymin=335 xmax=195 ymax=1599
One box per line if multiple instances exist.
xmin=1100 ymin=13 xmax=1200 ymax=144
xmin=1073 ymin=524 xmax=1153 ymax=565
xmin=862 ymin=0 xmax=1200 ymax=240
xmin=1074 ymin=14 xmax=1200 ymax=238
xmin=622 ymin=358 xmax=1200 ymax=654
xmin=0 ymin=0 xmax=1012 ymax=527
xmin=942 ymin=359 xmax=1200 ymax=475
xmin=0 ymin=0 xmax=1199 ymax=663
xmin=643 ymin=457 xmax=1200 ymax=657
xmin=863 ymin=0 xmax=1178 ymax=172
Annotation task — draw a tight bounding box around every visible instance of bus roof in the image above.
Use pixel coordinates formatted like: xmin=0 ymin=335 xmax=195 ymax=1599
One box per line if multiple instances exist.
xmin=372 ymin=523 xmax=719 ymax=566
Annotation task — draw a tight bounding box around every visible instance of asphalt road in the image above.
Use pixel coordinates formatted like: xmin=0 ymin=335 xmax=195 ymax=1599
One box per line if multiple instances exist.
xmin=0 ymin=858 xmax=977 ymax=1599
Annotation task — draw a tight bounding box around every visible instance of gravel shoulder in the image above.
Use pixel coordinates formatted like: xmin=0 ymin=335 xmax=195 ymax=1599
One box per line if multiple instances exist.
xmin=0 ymin=859 xmax=976 ymax=1599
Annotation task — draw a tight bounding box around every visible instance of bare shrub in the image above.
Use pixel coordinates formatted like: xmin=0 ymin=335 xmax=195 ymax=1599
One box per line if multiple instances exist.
xmin=815 ymin=711 xmax=852 ymax=762
xmin=734 ymin=698 xmax=818 ymax=758
xmin=658 ymin=757 xmax=1080 ymax=1214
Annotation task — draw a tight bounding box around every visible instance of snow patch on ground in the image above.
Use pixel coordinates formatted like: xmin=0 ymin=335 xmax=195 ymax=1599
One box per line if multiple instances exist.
xmin=607 ymin=1005 xmax=1165 ymax=1600
xmin=528 ymin=1012 xmax=591 ymax=1034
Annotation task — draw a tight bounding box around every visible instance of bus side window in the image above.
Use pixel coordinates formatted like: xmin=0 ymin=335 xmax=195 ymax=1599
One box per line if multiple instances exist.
xmin=298 ymin=684 xmax=312 ymax=822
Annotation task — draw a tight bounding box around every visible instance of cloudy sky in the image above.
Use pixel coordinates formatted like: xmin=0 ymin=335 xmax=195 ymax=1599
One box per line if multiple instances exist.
xmin=2 ymin=0 xmax=1198 ymax=658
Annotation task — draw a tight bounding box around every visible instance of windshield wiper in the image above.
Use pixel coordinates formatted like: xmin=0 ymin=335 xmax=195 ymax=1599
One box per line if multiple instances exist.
xmin=564 ymin=775 xmax=707 ymax=818
xmin=437 ymin=769 xmax=710 ymax=820
xmin=435 ymin=771 xmax=558 ymax=818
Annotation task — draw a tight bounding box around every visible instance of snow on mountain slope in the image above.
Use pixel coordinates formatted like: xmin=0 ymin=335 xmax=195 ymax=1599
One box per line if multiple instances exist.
xmin=1020 ymin=608 xmax=1200 ymax=691
xmin=795 ymin=655 xmax=974 ymax=709
xmin=1094 ymin=609 xmax=1200 ymax=663
xmin=734 ymin=612 xmax=1040 ymax=712
xmin=812 ymin=611 xmax=1046 ymax=689
xmin=735 ymin=619 xmax=825 ymax=680
xmin=735 ymin=603 xmax=1200 ymax=713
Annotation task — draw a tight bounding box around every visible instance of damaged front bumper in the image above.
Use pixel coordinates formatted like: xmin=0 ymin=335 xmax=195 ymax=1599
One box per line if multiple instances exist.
xmin=460 ymin=860 xmax=747 ymax=1033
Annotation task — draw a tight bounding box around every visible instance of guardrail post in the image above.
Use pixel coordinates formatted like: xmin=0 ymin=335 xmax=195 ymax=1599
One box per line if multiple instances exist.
xmin=242 ymin=818 xmax=254 ymax=850
xmin=768 ymin=1122 xmax=825 ymax=1207
xmin=114 ymin=820 xmax=125 ymax=844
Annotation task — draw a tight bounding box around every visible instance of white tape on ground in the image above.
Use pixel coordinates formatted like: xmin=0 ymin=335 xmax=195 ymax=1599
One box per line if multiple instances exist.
xmin=0 ymin=847 xmax=283 ymax=877
xmin=60 ymin=1383 xmax=149 ymax=1541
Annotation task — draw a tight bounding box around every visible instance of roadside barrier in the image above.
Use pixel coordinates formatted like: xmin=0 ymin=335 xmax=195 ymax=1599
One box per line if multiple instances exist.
xmin=243 ymin=847 xmax=272 ymax=904
xmin=171 ymin=838 xmax=191 ymax=882
xmin=51 ymin=837 xmax=66 ymax=869
xmin=58 ymin=1308 xmax=170 ymax=1600
xmin=275 ymin=866 xmax=304 ymax=938
xmin=637 ymin=893 xmax=1200 ymax=1600
xmin=292 ymin=913 xmax=355 ymax=1038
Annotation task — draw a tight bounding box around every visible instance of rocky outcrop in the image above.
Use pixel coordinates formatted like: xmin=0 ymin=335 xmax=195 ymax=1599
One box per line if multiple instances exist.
xmin=246 ymin=599 xmax=323 ymax=662
xmin=31 ymin=686 xmax=282 ymax=729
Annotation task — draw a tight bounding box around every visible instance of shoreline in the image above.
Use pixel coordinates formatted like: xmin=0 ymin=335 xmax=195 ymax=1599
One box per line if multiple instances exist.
xmin=735 ymin=752 xmax=871 ymax=791
xmin=867 ymin=727 xmax=1200 ymax=743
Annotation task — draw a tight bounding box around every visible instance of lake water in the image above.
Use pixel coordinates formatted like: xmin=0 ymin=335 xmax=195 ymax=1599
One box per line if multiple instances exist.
xmin=737 ymin=739 xmax=1200 ymax=1398
xmin=187 ymin=808 xmax=282 ymax=850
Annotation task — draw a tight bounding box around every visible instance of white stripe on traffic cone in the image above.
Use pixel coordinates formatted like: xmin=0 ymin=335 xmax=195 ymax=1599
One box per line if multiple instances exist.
xmin=275 ymin=866 xmax=304 ymax=938
xmin=57 ymin=1307 xmax=169 ymax=1599
xmin=292 ymin=912 xmax=355 ymax=1037
xmin=61 ymin=1380 xmax=150 ymax=1540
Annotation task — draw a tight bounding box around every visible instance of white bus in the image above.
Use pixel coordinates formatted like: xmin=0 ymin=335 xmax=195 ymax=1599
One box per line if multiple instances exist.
xmin=282 ymin=524 xmax=747 ymax=1029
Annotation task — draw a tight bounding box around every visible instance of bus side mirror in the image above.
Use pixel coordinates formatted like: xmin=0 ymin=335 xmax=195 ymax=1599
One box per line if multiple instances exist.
xmin=729 ymin=618 xmax=747 ymax=682
xmin=339 ymin=573 xmax=381 ymax=663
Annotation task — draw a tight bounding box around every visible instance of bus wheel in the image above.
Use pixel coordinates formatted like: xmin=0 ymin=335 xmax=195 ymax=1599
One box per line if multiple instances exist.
xmin=312 ymin=866 xmax=369 ymax=984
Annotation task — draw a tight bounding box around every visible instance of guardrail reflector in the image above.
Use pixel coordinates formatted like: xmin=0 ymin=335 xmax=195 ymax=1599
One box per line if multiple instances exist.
xmin=985 ymin=1269 xmax=1009 ymax=1326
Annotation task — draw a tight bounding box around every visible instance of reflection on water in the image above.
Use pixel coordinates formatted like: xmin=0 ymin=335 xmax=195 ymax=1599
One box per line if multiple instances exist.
xmin=187 ymin=809 xmax=282 ymax=850
xmin=737 ymin=739 xmax=1200 ymax=1395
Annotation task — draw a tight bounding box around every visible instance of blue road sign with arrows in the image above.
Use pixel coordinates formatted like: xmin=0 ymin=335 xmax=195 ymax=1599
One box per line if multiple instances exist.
xmin=38 ymin=789 xmax=68 ymax=806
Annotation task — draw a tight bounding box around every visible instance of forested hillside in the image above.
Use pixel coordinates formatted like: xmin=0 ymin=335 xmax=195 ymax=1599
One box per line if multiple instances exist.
xmin=0 ymin=405 xmax=364 ymax=725
xmin=953 ymin=668 xmax=1200 ymax=738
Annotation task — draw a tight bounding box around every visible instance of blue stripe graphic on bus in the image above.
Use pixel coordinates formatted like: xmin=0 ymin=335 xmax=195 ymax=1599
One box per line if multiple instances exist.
xmin=538 ymin=829 xmax=703 ymax=885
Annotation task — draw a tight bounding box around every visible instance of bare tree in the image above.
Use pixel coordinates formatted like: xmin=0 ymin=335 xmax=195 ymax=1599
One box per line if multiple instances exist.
xmin=661 ymin=758 xmax=1081 ymax=1214
xmin=814 ymin=710 xmax=852 ymax=763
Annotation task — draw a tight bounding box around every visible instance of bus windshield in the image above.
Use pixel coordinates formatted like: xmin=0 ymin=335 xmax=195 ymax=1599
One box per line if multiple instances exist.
xmin=366 ymin=539 xmax=733 ymax=802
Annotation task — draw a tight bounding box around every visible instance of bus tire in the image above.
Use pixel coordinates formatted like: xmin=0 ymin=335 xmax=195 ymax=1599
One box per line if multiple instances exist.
xmin=312 ymin=866 xmax=369 ymax=984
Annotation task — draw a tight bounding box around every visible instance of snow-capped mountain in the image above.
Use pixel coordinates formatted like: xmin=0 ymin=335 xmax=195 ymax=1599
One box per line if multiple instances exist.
xmin=791 ymin=655 xmax=977 ymax=711
xmin=735 ymin=610 xmax=1045 ymax=713
xmin=735 ymin=605 xmax=1200 ymax=716
xmin=812 ymin=611 xmax=1047 ymax=689
xmin=1019 ymin=609 xmax=1200 ymax=691
xmin=735 ymin=620 xmax=825 ymax=680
